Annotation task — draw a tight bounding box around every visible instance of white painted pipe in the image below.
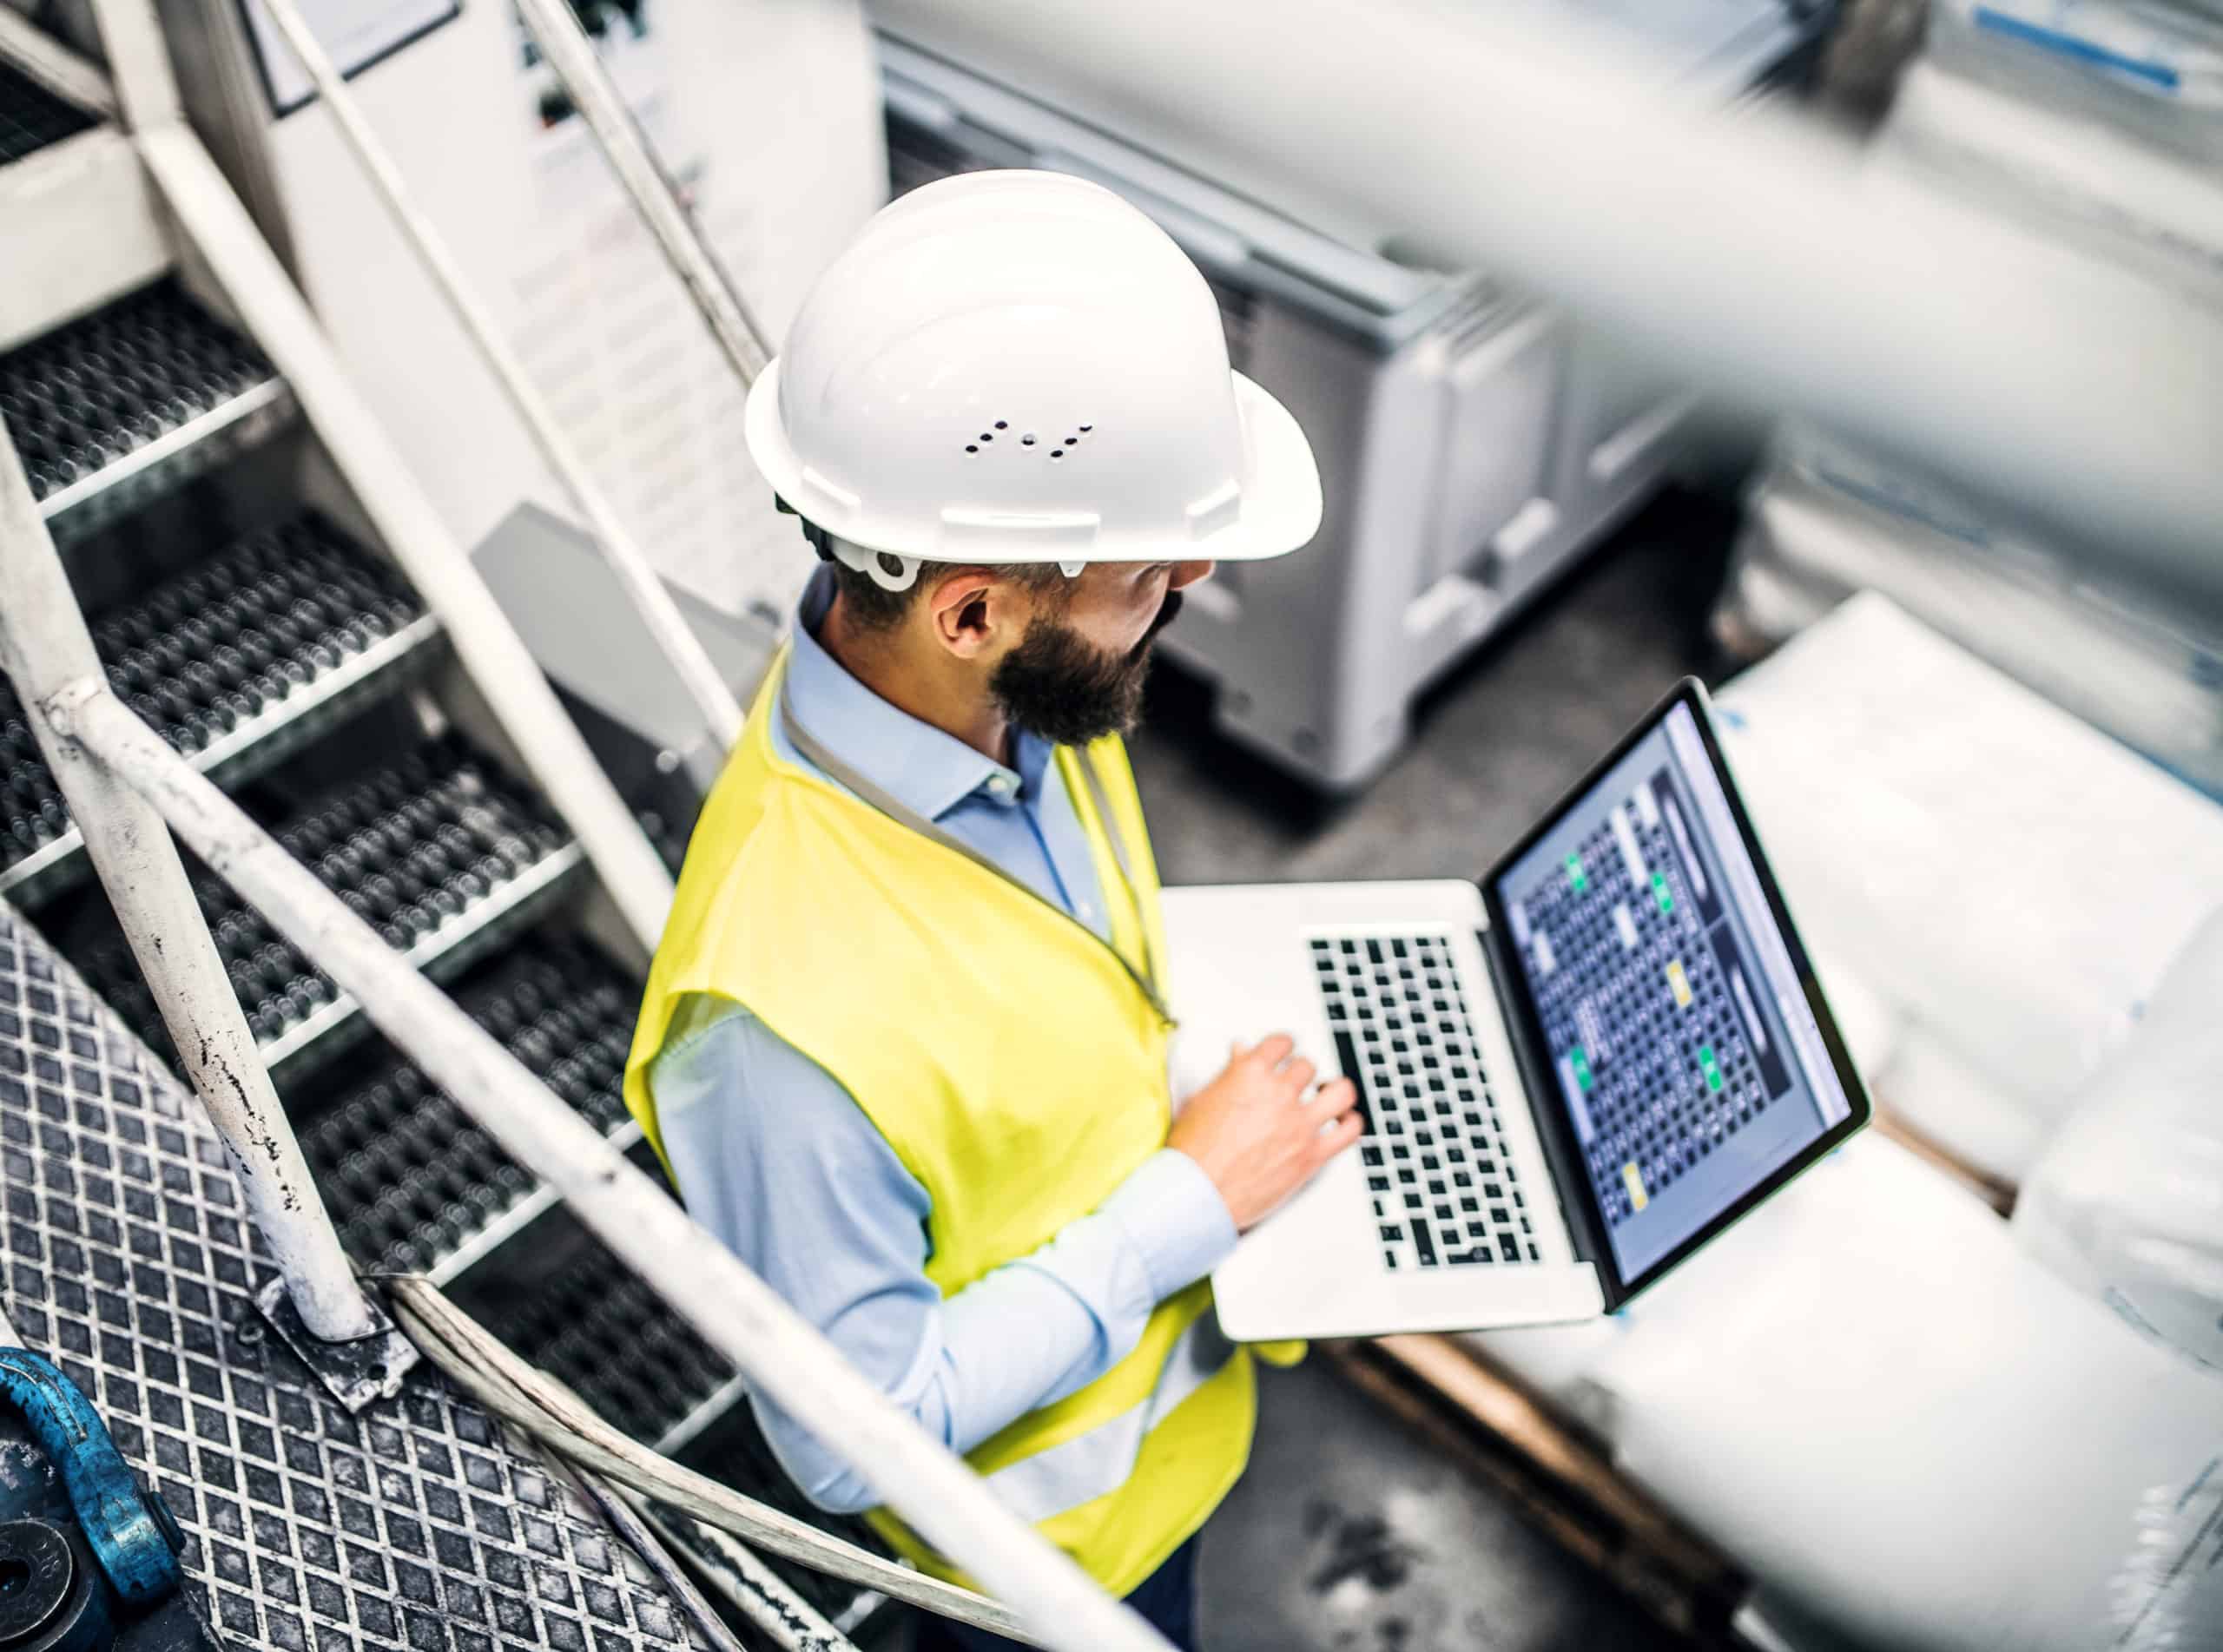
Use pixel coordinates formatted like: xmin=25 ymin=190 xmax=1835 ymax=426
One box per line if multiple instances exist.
xmin=49 ymin=687 xmax=1175 ymax=1652
xmin=251 ymin=0 xmax=748 ymax=754
xmin=131 ymin=125 xmax=677 ymax=954
xmin=875 ymin=0 xmax=2223 ymax=608
xmin=511 ymin=0 xmax=773 ymax=386
xmin=0 ymin=424 xmax=376 ymax=1344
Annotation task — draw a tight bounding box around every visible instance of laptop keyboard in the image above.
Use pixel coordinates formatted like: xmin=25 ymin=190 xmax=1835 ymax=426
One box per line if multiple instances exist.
xmin=1309 ymin=931 xmax=1541 ymax=1272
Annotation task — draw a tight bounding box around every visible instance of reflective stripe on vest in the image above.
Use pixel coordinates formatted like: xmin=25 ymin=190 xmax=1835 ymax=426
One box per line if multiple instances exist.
xmin=622 ymin=648 xmax=1253 ymax=1597
xmin=986 ymin=1310 xmax=1237 ymax=1524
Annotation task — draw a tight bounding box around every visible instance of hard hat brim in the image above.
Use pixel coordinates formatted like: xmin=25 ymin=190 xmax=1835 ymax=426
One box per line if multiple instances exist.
xmin=744 ymin=358 xmax=1323 ymax=567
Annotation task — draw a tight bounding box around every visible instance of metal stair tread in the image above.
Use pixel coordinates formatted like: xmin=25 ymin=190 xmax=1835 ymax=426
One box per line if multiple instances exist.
xmin=260 ymin=839 xmax=588 ymax=1084
xmin=65 ymin=734 xmax=583 ymax=1088
xmin=460 ymin=1222 xmax=890 ymax=1625
xmin=295 ymin=935 xmax=644 ymax=1283
xmin=0 ymin=510 xmax=444 ymax=905
xmin=0 ymin=278 xmax=298 ymax=544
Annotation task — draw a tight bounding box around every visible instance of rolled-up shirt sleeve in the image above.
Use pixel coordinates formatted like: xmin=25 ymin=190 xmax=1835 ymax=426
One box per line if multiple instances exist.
xmin=650 ymin=997 xmax=1237 ymax=1516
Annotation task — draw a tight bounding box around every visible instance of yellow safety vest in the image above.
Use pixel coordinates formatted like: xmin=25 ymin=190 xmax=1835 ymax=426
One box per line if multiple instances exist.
xmin=623 ymin=649 xmax=1256 ymax=1598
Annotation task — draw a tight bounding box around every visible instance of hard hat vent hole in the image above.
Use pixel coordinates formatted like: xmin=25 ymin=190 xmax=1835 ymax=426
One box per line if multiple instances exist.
xmin=1079 ymin=424 xmax=1092 ymax=432
xmin=994 ymin=421 xmax=1008 ymax=430
xmin=878 ymin=553 xmax=907 ymax=577
xmin=980 ymin=432 xmax=993 ymax=442
xmin=1050 ymin=450 xmax=1065 ymax=460
xmin=1021 ymin=435 xmax=1036 ymax=446
xmin=965 ymin=444 xmax=978 ymax=453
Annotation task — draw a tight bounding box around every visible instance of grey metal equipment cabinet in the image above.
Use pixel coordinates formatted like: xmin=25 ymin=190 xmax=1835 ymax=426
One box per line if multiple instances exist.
xmin=878 ymin=1 xmax=1831 ymax=789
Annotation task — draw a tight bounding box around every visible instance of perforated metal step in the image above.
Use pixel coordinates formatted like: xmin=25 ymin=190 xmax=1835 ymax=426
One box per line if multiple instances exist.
xmin=0 ymin=53 xmax=93 ymax=164
xmin=467 ymin=1230 xmax=893 ymax=1629
xmin=296 ymin=937 xmax=640 ymax=1280
xmin=0 ymin=280 xmax=294 ymax=543
xmin=0 ymin=512 xmax=442 ymax=905
xmin=68 ymin=734 xmax=584 ymax=1086
xmin=0 ymin=907 xmax=718 ymax=1650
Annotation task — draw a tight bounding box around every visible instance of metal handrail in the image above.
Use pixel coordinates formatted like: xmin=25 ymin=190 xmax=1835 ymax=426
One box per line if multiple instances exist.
xmin=510 ymin=0 xmax=774 ymax=392
xmin=23 ymin=668 xmax=1172 ymax=1652
xmin=78 ymin=0 xmax=678 ymax=955
xmin=0 ymin=425 xmax=378 ymax=1346
xmin=249 ymin=0 xmax=748 ymax=754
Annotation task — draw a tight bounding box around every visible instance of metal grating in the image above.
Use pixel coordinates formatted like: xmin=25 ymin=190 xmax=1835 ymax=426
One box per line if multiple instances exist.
xmin=69 ymin=733 xmax=576 ymax=1071
xmin=0 ymin=905 xmax=716 ymax=1649
xmin=0 ymin=280 xmax=274 ymax=501
xmin=297 ymin=937 xmax=639 ymax=1277
xmin=0 ymin=56 xmax=95 ymax=165
xmin=0 ymin=511 xmax=436 ymax=895
xmin=466 ymin=1231 xmax=891 ymax=1627
xmin=0 ymin=280 xmax=296 ymax=546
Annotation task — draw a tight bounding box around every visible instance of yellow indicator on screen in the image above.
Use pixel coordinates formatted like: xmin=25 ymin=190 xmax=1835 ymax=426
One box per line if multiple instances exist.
xmin=1622 ymin=1162 xmax=1649 ymax=1211
xmin=1666 ymin=959 xmax=1692 ymax=1009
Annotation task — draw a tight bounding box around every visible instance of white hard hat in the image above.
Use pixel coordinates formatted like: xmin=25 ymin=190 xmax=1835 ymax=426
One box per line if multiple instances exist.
xmin=745 ymin=170 xmax=1323 ymax=592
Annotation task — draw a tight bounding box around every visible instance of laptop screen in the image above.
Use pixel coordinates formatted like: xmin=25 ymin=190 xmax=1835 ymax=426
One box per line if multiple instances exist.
xmin=1487 ymin=693 xmax=1857 ymax=1292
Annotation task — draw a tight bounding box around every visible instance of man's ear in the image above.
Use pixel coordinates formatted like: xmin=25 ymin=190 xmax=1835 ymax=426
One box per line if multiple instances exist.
xmin=924 ymin=567 xmax=1013 ymax=659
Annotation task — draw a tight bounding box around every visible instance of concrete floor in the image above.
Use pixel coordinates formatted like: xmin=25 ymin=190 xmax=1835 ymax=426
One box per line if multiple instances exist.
xmin=1131 ymin=489 xmax=1741 ymax=889
xmin=1129 ymin=488 xmax=1745 ymax=1652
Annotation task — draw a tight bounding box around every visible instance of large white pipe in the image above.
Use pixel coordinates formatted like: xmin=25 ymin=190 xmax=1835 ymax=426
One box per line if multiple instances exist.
xmin=874 ymin=0 xmax=2223 ymax=607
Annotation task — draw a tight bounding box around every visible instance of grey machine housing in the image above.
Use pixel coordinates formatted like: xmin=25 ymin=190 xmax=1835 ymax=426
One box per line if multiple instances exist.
xmin=878 ymin=0 xmax=1833 ymax=789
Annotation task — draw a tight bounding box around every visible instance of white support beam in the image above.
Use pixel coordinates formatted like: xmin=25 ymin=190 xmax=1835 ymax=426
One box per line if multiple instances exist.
xmin=0 ymin=4 xmax=118 ymax=117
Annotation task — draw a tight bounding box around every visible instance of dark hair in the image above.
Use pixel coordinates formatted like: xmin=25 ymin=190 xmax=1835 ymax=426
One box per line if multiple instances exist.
xmin=795 ymin=512 xmax=1069 ymax=633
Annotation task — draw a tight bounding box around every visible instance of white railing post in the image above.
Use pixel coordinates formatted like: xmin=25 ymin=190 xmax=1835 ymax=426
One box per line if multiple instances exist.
xmin=81 ymin=0 xmax=679 ymax=956
xmin=248 ymin=0 xmax=749 ymax=754
xmin=509 ymin=0 xmax=773 ymax=390
xmin=0 ymin=420 xmax=378 ymax=1347
xmin=46 ymin=688 xmax=1177 ymax=1652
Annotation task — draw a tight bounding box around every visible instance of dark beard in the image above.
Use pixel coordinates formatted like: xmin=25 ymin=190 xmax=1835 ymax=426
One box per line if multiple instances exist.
xmin=990 ymin=590 xmax=1184 ymax=747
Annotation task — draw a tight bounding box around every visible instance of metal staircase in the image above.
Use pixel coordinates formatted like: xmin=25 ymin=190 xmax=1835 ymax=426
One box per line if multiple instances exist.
xmin=0 ymin=6 xmax=900 ymax=1645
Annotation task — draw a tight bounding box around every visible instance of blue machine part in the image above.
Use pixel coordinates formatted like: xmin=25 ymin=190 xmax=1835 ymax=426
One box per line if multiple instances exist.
xmin=0 ymin=1351 xmax=182 ymax=1607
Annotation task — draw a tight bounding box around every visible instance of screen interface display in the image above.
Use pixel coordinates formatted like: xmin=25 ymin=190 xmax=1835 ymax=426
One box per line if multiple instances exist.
xmin=1492 ymin=701 xmax=1853 ymax=1284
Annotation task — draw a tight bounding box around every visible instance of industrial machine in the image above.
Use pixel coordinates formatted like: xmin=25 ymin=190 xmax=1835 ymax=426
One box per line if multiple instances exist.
xmin=877 ymin=1 xmax=1835 ymax=788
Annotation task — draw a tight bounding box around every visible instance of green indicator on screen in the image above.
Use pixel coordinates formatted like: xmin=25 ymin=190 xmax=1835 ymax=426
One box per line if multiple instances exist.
xmin=1651 ymin=870 xmax=1673 ymax=913
xmin=1569 ymin=1046 xmax=1593 ymax=1091
xmin=1566 ymin=852 xmax=1588 ymax=893
xmin=1698 ymin=1044 xmax=1723 ymax=1091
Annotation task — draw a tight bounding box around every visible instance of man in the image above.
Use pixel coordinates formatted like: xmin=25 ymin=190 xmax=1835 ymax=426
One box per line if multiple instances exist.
xmin=622 ymin=170 xmax=1360 ymax=1650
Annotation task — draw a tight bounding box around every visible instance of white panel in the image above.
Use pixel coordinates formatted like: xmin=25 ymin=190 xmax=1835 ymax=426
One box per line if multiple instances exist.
xmin=0 ymin=129 xmax=170 ymax=353
xmin=264 ymin=0 xmax=884 ymax=621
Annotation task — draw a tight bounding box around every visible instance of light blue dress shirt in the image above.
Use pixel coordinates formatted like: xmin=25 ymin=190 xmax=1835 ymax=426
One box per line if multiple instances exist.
xmin=648 ymin=569 xmax=1235 ymax=1516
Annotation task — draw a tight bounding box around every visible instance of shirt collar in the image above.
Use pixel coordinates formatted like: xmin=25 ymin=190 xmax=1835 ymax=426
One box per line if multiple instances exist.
xmin=786 ymin=567 xmax=1050 ymax=821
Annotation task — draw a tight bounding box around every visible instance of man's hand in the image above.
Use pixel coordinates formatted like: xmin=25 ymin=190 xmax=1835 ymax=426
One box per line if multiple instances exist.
xmin=1168 ymin=1035 xmax=1362 ymax=1232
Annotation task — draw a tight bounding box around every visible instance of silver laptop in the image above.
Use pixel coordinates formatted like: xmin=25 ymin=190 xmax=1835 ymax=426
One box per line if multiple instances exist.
xmin=1163 ymin=681 xmax=1869 ymax=1340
